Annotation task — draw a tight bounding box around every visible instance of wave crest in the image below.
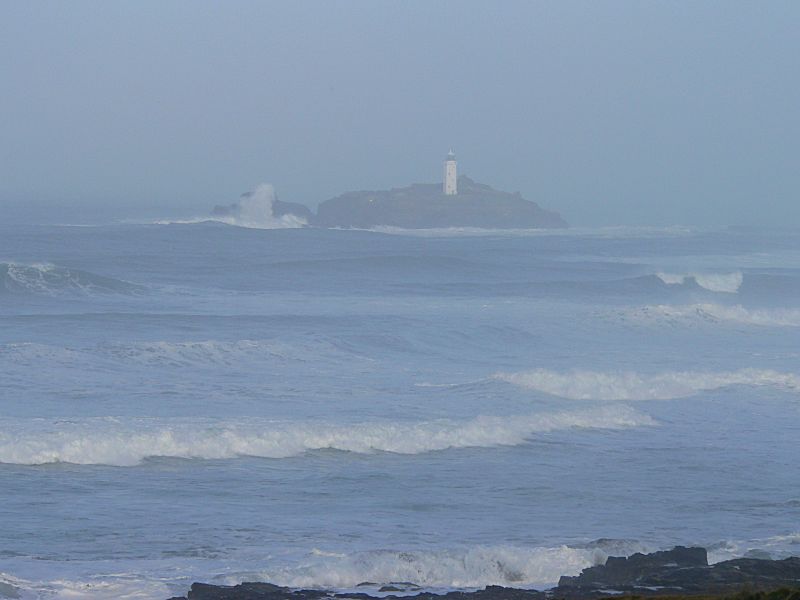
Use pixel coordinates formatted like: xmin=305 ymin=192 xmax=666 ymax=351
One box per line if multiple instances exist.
xmin=243 ymin=545 xmax=607 ymax=589
xmin=495 ymin=368 xmax=800 ymax=400
xmin=0 ymin=407 xmax=653 ymax=466
xmin=157 ymin=184 xmax=306 ymax=229
xmin=1 ymin=262 xmax=142 ymax=296
xmin=656 ymin=271 xmax=743 ymax=293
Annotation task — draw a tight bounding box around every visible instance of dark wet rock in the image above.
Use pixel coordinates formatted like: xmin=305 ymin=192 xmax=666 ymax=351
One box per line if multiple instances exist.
xmin=558 ymin=546 xmax=709 ymax=589
xmin=186 ymin=581 xmax=325 ymax=600
xmin=176 ymin=581 xmax=544 ymax=600
xmin=557 ymin=547 xmax=800 ymax=597
xmin=311 ymin=176 xmax=567 ymax=229
xmin=272 ymin=199 xmax=313 ymax=222
xmin=170 ymin=548 xmax=800 ymax=600
xmin=746 ymin=550 xmax=775 ymax=561
xmin=379 ymin=583 xmax=422 ymax=592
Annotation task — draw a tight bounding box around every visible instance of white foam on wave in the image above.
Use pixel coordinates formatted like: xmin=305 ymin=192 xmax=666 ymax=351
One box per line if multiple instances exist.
xmin=0 ymin=542 xmax=639 ymax=599
xmin=156 ymin=184 xmax=306 ymax=229
xmin=656 ymin=271 xmax=743 ymax=293
xmin=707 ymin=532 xmax=800 ymax=564
xmin=0 ymin=570 xmax=176 ymax=600
xmin=0 ymin=407 xmax=653 ymax=466
xmin=243 ymin=545 xmax=607 ymax=589
xmin=625 ymin=303 xmax=800 ymax=327
xmin=495 ymin=368 xmax=800 ymax=400
xmin=4 ymin=534 xmax=797 ymax=599
xmin=1 ymin=262 xmax=140 ymax=296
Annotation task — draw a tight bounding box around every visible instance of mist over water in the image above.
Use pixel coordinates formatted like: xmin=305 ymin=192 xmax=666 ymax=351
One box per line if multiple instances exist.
xmin=3 ymin=2 xmax=800 ymax=597
xmin=1 ymin=222 xmax=800 ymax=599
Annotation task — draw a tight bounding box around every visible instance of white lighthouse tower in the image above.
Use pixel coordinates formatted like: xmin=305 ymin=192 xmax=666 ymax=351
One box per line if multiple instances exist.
xmin=443 ymin=149 xmax=457 ymax=195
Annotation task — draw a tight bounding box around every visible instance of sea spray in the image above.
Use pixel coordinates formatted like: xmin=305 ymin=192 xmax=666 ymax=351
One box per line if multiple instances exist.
xmin=241 ymin=545 xmax=608 ymax=589
xmin=158 ymin=184 xmax=307 ymax=229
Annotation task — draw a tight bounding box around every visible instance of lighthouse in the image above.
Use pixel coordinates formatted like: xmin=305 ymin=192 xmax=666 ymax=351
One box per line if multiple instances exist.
xmin=443 ymin=149 xmax=457 ymax=195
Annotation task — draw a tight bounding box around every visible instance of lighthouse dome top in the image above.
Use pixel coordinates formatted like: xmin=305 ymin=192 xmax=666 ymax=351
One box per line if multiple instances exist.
xmin=446 ymin=149 xmax=456 ymax=161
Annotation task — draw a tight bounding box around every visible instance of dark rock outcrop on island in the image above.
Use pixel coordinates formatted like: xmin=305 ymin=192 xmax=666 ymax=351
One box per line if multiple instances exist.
xmin=168 ymin=547 xmax=800 ymax=600
xmin=213 ymin=196 xmax=313 ymax=223
xmin=272 ymin=199 xmax=314 ymax=222
xmin=311 ymin=176 xmax=567 ymax=229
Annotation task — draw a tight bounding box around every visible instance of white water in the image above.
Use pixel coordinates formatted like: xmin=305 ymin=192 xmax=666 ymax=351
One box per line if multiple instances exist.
xmin=656 ymin=271 xmax=744 ymax=293
xmin=1 ymin=261 xmax=141 ymax=295
xmin=2 ymin=223 xmax=799 ymax=599
xmin=246 ymin=545 xmax=609 ymax=589
xmin=0 ymin=407 xmax=652 ymax=466
xmin=153 ymin=184 xmax=306 ymax=229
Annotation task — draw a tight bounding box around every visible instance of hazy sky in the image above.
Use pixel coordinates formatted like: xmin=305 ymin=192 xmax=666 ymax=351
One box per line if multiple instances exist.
xmin=2 ymin=1 xmax=798 ymax=225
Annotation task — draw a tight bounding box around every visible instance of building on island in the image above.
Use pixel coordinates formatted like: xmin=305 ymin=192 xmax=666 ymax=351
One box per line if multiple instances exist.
xmin=443 ymin=149 xmax=457 ymax=195
xmin=310 ymin=148 xmax=568 ymax=228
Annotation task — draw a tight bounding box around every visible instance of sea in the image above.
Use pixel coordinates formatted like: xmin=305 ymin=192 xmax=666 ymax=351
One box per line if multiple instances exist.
xmin=1 ymin=211 xmax=799 ymax=599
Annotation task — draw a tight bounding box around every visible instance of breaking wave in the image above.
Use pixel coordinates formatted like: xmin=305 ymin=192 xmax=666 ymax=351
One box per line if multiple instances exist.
xmin=495 ymin=368 xmax=800 ymax=400
xmin=0 ymin=571 xmax=174 ymax=600
xmin=0 ymin=262 xmax=142 ymax=296
xmin=4 ymin=534 xmax=798 ymax=599
xmin=0 ymin=407 xmax=653 ymax=466
xmin=0 ymin=542 xmax=642 ymax=599
xmin=243 ymin=545 xmax=610 ymax=589
xmin=623 ymin=303 xmax=800 ymax=327
xmin=656 ymin=271 xmax=743 ymax=293
xmin=157 ymin=184 xmax=306 ymax=229
xmin=707 ymin=532 xmax=800 ymax=564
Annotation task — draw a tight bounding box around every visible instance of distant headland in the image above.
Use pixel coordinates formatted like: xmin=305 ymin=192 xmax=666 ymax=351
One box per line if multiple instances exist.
xmin=212 ymin=152 xmax=568 ymax=230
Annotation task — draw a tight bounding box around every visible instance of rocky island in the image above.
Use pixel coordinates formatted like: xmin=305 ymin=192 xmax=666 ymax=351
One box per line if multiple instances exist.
xmin=311 ymin=176 xmax=567 ymax=229
xmin=212 ymin=152 xmax=567 ymax=229
xmin=168 ymin=547 xmax=800 ymax=600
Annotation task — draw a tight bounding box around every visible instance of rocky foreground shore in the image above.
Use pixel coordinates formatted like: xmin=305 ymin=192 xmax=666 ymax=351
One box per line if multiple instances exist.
xmin=168 ymin=547 xmax=800 ymax=600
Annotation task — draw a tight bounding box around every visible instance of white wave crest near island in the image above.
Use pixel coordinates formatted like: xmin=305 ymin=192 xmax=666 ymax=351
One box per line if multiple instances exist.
xmin=157 ymin=183 xmax=306 ymax=229
xmin=0 ymin=407 xmax=653 ymax=466
xmin=656 ymin=271 xmax=743 ymax=293
xmin=495 ymin=368 xmax=800 ymax=400
xmin=224 ymin=184 xmax=306 ymax=229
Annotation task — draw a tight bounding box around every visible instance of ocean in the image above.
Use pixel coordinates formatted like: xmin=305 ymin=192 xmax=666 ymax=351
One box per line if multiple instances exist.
xmin=1 ymin=219 xmax=799 ymax=599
